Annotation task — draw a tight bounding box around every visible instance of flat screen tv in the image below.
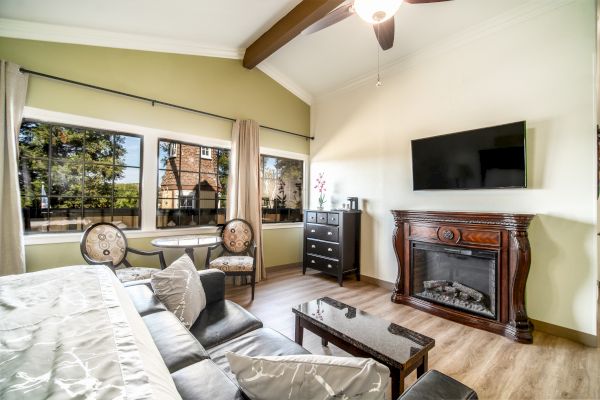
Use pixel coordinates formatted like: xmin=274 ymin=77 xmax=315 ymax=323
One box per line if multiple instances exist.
xmin=411 ymin=121 xmax=526 ymax=190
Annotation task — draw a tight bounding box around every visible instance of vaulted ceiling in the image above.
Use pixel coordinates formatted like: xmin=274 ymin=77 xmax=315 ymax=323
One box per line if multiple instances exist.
xmin=0 ymin=0 xmax=528 ymax=103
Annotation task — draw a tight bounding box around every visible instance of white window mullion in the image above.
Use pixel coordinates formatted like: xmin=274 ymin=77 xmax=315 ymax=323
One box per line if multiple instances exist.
xmin=141 ymin=133 xmax=158 ymax=232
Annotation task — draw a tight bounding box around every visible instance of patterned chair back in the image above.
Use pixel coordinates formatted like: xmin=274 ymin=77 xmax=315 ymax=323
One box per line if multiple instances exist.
xmin=80 ymin=222 xmax=128 ymax=267
xmin=221 ymin=219 xmax=254 ymax=254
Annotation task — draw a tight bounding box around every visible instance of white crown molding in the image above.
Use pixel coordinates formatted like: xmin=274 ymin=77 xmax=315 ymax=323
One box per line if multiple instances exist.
xmin=0 ymin=18 xmax=244 ymax=59
xmin=315 ymin=0 xmax=577 ymax=102
xmin=0 ymin=18 xmax=313 ymax=105
xmin=257 ymin=61 xmax=313 ymax=105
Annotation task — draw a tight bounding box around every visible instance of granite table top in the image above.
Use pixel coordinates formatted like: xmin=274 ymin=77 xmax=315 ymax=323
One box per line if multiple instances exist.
xmin=292 ymin=297 xmax=435 ymax=370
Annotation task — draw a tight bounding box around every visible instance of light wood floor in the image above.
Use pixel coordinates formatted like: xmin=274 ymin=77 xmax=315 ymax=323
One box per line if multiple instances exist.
xmin=225 ymin=266 xmax=599 ymax=400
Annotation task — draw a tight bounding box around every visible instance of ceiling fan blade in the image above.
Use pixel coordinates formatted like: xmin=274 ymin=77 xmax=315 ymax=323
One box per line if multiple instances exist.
xmin=303 ymin=3 xmax=354 ymax=35
xmin=373 ymin=17 xmax=394 ymax=50
xmin=404 ymin=0 xmax=452 ymax=3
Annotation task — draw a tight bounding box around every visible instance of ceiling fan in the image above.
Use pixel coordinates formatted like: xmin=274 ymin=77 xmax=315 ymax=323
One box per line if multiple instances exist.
xmin=303 ymin=0 xmax=452 ymax=51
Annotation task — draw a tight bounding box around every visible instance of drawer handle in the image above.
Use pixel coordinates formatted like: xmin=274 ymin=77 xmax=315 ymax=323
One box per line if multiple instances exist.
xmin=311 ymin=229 xmax=316 ymax=233
xmin=327 ymin=248 xmax=332 ymax=252
xmin=311 ymin=245 xmax=316 ymax=248
xmin=327 ymin=232 xmax=333 ymax=236
xmin=311 ymin=260 xmax=315 ymax=264
xmin=327 ymin=264 xmax=332 ymax=269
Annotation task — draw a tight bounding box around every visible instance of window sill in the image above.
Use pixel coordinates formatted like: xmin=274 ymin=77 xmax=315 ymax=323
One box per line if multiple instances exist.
xmin=262 ymin=222 xmax=303 ymax=230
xmin=24 ymin=223 xmax=303 ymax=245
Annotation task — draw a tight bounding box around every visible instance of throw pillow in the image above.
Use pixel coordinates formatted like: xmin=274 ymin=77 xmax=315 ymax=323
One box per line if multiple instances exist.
xmin=226 ymin=352 xmax=390 ymax=400
xmin=150 ymin=254 xmax=206 ymax=328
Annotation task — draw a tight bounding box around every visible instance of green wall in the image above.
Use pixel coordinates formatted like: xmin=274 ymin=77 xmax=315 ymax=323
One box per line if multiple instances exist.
xmin=0 ymin=37 xmax=308 ymax=271
xmin=25 ymin=228 xmax=304 ymax=273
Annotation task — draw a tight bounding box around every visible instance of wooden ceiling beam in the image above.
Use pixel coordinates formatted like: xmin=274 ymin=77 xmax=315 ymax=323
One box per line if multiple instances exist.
xmin=243 ymin=0 xmax=346 ymax=69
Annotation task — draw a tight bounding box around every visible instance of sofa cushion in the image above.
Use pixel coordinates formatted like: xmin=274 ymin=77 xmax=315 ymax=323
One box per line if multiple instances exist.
xmin=142 ymin=311 xmax=210 ymax=373
xmin=197 ymin=269 xmax=226 ymax=304
xmin=122 ymin=269 xmax=226 ymax=305
xmin=399 ymin=370 xmax=478 ymax=400
xmin=190 ymin=299 xmax=262 ymax=349
xmin=208 ymin=327 xmax=309 ymax=378
xmin=209 ymin=256 xmax=254 ymax=272
xmin=151 ymin=254 xmax=206 ymax=328
xmin=171 ymin=359 xmax=244 ymax=400
xmin=124 ymin=284 xmax=168 ymax=316
xmin=227 ymin=353 xmax=390 ymax=400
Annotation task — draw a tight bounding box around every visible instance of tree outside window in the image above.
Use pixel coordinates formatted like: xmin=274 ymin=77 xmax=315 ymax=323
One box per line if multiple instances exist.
xmin=260 ymin=155 xmax=303 ymax=223
xmin=18 ymin=120 xmax=142 ymax=233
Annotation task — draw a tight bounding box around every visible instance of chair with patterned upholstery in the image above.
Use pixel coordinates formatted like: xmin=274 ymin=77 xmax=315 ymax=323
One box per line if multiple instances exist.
xmin=80 ymin=222 xmax=167 ymax=283
xmin=205 ymin=218 xmax=257 ymax=300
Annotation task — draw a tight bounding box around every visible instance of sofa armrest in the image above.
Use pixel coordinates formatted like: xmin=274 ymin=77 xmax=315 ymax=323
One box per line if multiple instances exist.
xmin=123 ymin=269 xmax=225 ymax=304
xmin=397 ymin=370 xmax=478 ymax=400
xmin=198 ymin=269 xmax=225 ymax=304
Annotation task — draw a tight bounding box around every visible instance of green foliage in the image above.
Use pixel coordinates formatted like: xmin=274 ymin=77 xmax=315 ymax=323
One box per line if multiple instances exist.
xmin=217 ymin=148 xmax=229 ymax=197
xmin=18 ymin=121 xmax=138 ymax=210
xmin=114 ymin=182 xmax=140 ymax=198
xmin=274 ymin=178 xmax=287 ymax=208
xmin=274 ymin=157 xmax=302 ymax=183
xmin=262 ymin=156 xmax=303 ymax=210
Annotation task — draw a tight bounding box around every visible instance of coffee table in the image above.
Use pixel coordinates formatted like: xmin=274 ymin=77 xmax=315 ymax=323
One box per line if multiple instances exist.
xmin=151 ymin=235 xmax=221 ymax=263
xmin=292 ymin=297 xmax=435 ymax=399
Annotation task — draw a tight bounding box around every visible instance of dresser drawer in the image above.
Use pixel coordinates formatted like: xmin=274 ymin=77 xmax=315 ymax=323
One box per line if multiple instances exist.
xmin=306 ymin=255 xmax=339 ymax=274
xmin=306 ymin=212 xmax=317 ymax=223
xmin=306 ymin=239 xmax=339 ymax=259
xmin=317 ymin=212 xmax=328 ymax=224
xmin=327 ymin=213 xmax=339 ymax=225
xmin=306 ymin=223 xmax=339 ymax=242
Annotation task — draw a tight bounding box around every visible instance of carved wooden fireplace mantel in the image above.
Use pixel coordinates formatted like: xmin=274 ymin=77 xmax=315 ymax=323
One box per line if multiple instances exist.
xmin=391 ymin=210 xmax=535 ymax=343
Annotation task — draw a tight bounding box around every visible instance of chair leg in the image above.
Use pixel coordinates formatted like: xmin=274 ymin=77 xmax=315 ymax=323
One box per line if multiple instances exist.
xmin=251 ymin=273 xmax=256 ymax=301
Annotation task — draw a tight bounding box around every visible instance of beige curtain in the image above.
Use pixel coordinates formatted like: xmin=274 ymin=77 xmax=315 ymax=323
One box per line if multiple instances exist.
xmin=227 ymin=119 xmax=265 ymax=281
xmin=0 ymin=61 xmax=28 ymax=276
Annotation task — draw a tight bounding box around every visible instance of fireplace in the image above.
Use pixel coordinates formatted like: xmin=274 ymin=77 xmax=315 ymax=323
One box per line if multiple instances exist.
xmin=391 ymin=210 xmax=534 ymax=343
xmin=411 ymin=243 xmax=497 ymax=320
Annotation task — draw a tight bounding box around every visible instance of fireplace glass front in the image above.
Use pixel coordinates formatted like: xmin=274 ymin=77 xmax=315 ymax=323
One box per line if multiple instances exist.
xmin=411 ymin=242 xmax=497 ymax=320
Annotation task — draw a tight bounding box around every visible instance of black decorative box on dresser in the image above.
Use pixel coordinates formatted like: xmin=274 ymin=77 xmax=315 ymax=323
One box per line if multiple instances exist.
xmin=303 ymin=210 xmax=361 ymax=286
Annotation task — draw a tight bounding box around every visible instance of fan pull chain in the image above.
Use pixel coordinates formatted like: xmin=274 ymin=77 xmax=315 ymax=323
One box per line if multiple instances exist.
xmin=376 ymin=23 xmax=383 ymax=87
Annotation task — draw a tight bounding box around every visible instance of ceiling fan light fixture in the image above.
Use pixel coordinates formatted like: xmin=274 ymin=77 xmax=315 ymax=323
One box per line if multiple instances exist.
xmin=354 ymin=0 xmax=403 ymax=24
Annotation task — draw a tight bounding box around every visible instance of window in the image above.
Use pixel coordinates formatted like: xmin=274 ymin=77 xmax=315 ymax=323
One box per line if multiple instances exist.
xmin=168 ymin=142 xmax=178 ymax=158
xmin=18 ymin=120 xmax=142 ymax=233
xmin=261 ymin=155 xmax=303 ymax=223
xmin=200 ymin=147 xmax=212 ymax=159
xmin=180 ymin=192 xmax=196 ymax=209
xmin=157 ymin=139 xmax=229 ymax=228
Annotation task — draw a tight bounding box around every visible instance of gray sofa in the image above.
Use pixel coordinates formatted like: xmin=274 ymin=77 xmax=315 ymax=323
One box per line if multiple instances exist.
xmin=124 ymin=269 xmax=477 ymax=400
xmin=124 ymin=269 xmax=309 ymax=400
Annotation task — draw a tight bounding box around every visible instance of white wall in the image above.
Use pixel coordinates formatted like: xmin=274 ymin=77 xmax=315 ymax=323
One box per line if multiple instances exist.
xmin=311 ymin=0 xmax=597 ymax=335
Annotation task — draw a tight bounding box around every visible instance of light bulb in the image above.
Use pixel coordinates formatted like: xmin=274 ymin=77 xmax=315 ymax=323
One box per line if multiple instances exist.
xmin=354 ymin=0 xmax=403 ymax=24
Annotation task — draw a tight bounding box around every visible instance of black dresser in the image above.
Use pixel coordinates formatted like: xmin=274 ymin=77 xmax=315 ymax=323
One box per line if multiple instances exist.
xmin=303 ymin=210 xmax=361 ymax=286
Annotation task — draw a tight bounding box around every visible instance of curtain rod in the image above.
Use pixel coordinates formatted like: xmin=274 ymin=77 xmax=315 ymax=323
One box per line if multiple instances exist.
xmin=19 ymin=67 xmax=314 ymax=141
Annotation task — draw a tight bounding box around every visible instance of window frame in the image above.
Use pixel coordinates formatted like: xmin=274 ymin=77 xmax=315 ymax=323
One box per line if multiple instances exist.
xmin=260 ymin=153 xmax=306 ymax=224
xmin=18 ymin=118 xmax=144 ymax=234
xmin=200 ymin=147 xmax=212 ymax=160
xmin=156 ymin=138 xmax=229 ymax=229
xmin=21 ymin=107 xmax=307 ymax=245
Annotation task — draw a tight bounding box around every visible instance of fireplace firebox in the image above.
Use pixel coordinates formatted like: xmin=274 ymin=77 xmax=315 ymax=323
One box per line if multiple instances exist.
xmin=411 ymin=243 xmax=497 ymax=319
xmin=391 ymin=210 xmax=535 ymax=343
